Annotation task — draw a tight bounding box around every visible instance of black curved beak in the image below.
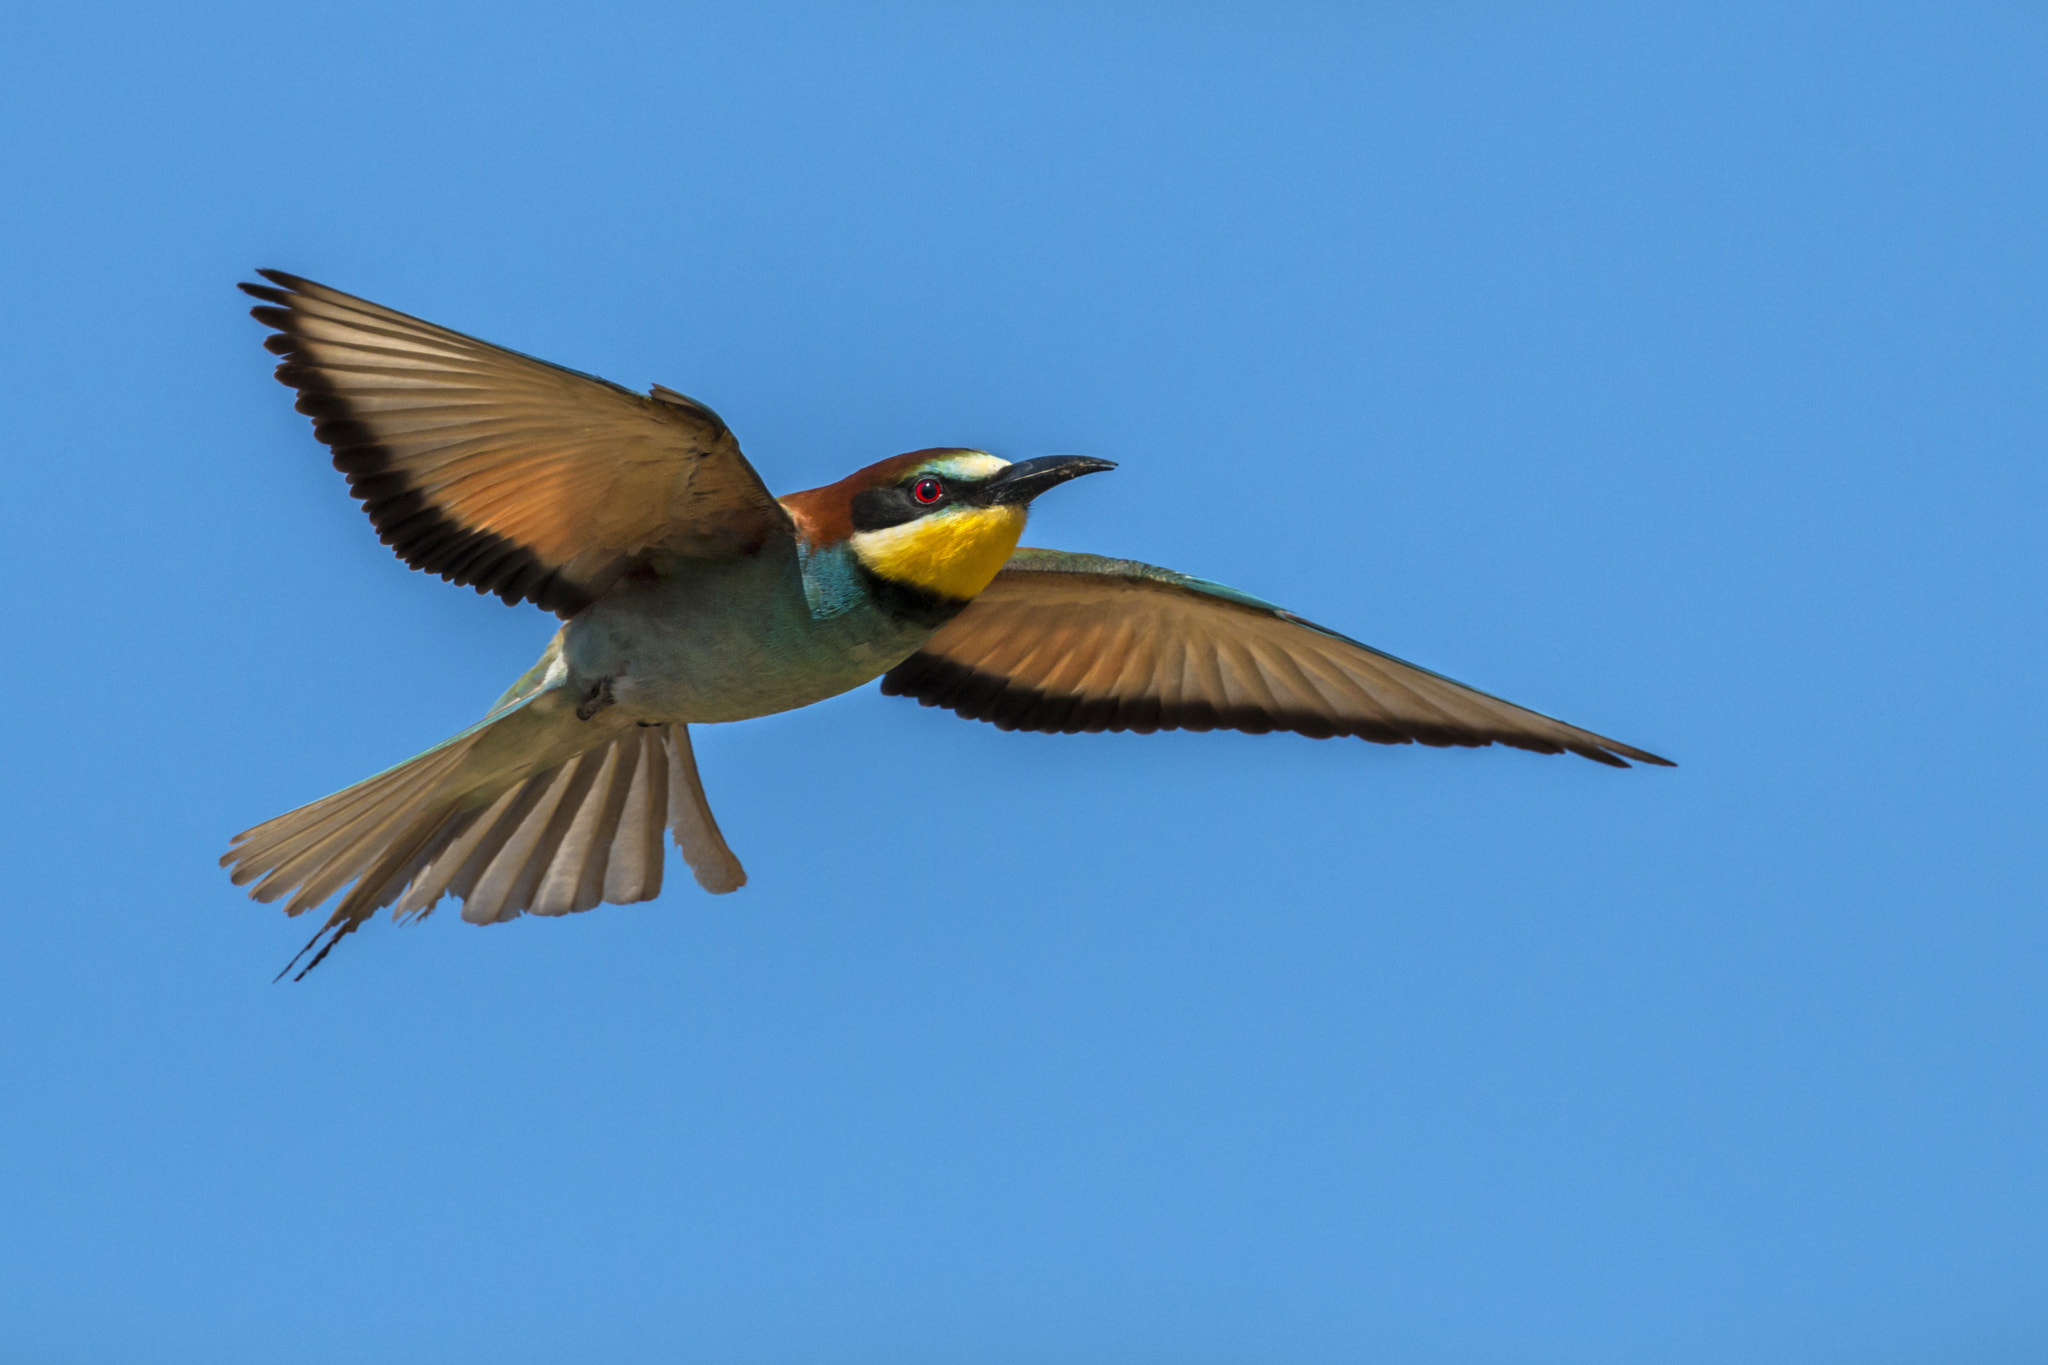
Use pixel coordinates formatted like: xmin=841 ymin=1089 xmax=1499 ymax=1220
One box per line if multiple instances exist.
xmin=976 ymin=455 xmax=1118 ymax=506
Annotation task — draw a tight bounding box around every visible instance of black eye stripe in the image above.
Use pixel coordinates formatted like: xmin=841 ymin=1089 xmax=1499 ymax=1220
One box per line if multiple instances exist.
xmin=849 ymin=475 xmax=960 ymax=532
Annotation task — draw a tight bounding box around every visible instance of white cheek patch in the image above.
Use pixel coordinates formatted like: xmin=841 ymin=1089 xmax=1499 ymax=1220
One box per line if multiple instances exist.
xmin=921 ymin=451 xmax=1011 ymax=481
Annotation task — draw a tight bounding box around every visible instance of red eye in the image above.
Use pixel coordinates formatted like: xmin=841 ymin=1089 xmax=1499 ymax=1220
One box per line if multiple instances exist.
xmin=911 ymin=477 xmax=944 ymax=504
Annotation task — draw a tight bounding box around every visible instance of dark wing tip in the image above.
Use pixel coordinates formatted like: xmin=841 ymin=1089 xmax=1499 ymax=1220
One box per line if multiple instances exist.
xmin=238 ymin=276 xmax=573 ymax=615
xmin=1564 ymin=736 xmax=1675 ymax=768
xmin=1554 ymin=739 xmax=1676 ymax=769
xmin=885 ymin=649 xmax=1678 ymax=770
xmin=883 ymin=653 xmax=1409 ymax=743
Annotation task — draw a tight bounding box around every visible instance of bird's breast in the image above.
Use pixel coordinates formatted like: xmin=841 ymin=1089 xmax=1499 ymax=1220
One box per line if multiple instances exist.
xmin=559 ymin=544 xmax=939 ymax=724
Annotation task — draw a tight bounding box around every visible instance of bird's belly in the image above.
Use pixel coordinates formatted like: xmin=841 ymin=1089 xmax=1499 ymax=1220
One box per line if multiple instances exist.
xmin=560 ymin=558 xmax=934 ymax=724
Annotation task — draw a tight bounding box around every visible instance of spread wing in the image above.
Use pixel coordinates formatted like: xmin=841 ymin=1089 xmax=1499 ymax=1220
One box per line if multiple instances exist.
xmin=881 ymin=549 xmax=1672 ymax=768
xmin=241 ymin=270 xmax=794 ymax=616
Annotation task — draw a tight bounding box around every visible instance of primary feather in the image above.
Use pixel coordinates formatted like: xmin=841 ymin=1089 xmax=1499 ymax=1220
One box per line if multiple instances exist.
xmin=241 ymin=270 xmax=793 ymax=615
xmin=883 ymin=549 xmax=1671 ymax=767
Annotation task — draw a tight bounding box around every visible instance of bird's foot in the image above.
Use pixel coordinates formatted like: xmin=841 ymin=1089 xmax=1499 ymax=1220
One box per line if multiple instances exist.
xmin=575 ymin=676 xmax=616 ymax=721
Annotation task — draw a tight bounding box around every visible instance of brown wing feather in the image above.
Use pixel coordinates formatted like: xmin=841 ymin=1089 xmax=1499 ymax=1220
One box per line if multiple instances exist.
xmin=241 ymin=271 xmax=793 ymax=615
xmin=881 ymin=551 xmax=1673 ymax=768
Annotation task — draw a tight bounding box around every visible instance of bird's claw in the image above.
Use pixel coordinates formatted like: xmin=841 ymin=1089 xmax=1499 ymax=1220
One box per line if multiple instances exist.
xmin=575 ymin=676 xmax=616 ymax=721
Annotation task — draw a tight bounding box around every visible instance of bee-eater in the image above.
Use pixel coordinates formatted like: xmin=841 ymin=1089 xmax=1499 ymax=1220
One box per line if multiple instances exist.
xmin=225 ymin=271 xmax=1671 ymax=977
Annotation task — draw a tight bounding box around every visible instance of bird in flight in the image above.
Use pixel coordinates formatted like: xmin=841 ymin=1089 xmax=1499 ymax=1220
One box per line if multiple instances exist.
xmin=224 ymin=271 xmax=1671 ymax=977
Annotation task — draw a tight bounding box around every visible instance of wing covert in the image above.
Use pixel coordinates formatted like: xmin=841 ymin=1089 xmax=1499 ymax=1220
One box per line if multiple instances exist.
xmin=881 ymin=549 xmax=1672 ymax=768
xmin=241 ymin=270 xmax=793 ymax=616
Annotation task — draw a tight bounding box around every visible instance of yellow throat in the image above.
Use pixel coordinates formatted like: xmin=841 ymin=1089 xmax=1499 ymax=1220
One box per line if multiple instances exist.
xmin=849 ymin=503 xmax=1029 ymax=602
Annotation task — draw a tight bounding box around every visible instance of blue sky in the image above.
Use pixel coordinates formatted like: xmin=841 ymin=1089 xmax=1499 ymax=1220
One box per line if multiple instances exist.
xmin=2 ymin=2 xmax=2044 ymax=1361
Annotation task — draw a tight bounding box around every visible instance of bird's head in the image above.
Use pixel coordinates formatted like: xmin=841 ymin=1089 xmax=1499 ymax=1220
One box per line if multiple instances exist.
xmin=783 ymin=448 xmax=1115 ymax=604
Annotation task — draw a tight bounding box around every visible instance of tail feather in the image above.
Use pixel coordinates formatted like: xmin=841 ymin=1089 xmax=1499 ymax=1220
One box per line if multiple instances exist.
xmin=391 ymin=789 xmax=524 ymax=919
xmin=233 ymin=743 xmax=473 ymax=900
xmin=267 ymin=752 xmax=475 ymax=914
xmin=276 ymin=917 xmax=357 ymax=983
xmin=224 ymin=717 xmax=745 ymax=977
xmin=604 ymin=731 xmax=673 ymax=902
xmin=463 ymin=746 xmax=613 ymax=923
xmin=666 ymin=725 xmax=746 ymax=893
xmin=232 ymin=732 xmax=465 ymax=860
xmin=535 ymin=735 xmax=645 ymax=914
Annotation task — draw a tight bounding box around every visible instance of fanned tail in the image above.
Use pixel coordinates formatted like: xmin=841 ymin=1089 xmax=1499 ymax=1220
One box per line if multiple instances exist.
xmin=224 ymin=715 xmax=745 ymax=979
